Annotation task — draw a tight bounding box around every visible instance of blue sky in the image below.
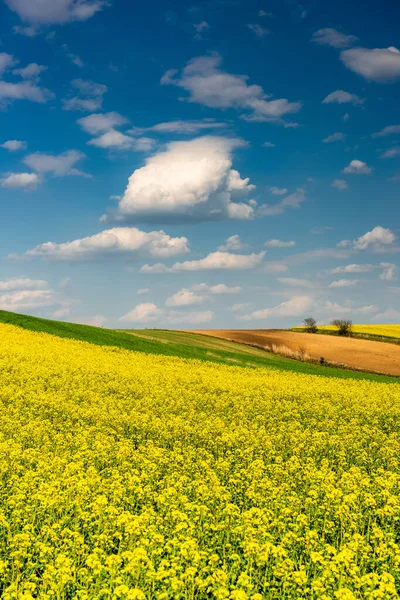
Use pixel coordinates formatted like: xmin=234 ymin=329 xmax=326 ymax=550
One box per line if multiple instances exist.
xmin=0 ymin=0 xmax=399 ymax=328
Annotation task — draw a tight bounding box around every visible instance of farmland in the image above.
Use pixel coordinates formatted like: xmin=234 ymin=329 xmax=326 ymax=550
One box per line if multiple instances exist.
xmin=1 ymin=321 xmax=400 ymax=599
xmin=189 ymin=329 xmax=400 ymax=378
xmin=0 ymin=310 xmax=397 ymax=383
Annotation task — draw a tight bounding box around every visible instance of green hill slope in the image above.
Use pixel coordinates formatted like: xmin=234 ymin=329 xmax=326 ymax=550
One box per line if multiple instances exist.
xmin=0 ymin=310 xmax=397 ymax=383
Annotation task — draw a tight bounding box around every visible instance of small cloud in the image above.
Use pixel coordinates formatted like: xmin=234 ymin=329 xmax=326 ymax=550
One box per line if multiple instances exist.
xmin=372 ymin=125 xmax=400 ymax=138
xmin=380 ymin=262 xmax=396 ymax=281
xmin=1 ymin=172 xmax=39 ymax=189
xmin=380 ymin=146 xmax=400 ymax=159
xmin=323 ymin=90 xmax=365 ymax=105
xmin=332 ymin=179 xmax=348 ymax=190
xmin=193 ymin=21 xmax=209 ymax=39
xmin=312 ymin=28 xmax=358 ymax=49
xmin=247 ymin=23 xmax=269 ymax=38
xmin=263 ymin=141 xmax=276 ymax=148
xmin=4 ymin=0 xmax=110 ymax=26
xmin=323 ymin=132 xmax=346 ymax=143
xmin=88 ymin=129 xmax=136 ymax=149
xmin=77 ymin=112 xmax=129 ymax=134
xmin=62 ymin=79 xmax=107 ymax=112
xmin=12 ymin=63 xmax=47 ymax=79
xmin=24 ymin=150 xmax=90 ymax=177
xmin=141 ymin=251 xmax=265 ymax=273
xmin=341 ymin=46 xmax=400 ymax=82
xmin=240 ymin=295 xmax=314 ymax=321
xmin=258 ymin=188 xmax=306 ymax=216
xmin=119 ymin=302 xmax=161 ymax=323
xmin=265 ymin=239 xmax=295 ymax=248
xmin=78 ymin=315 xmax=107 ymax=327
xmin=13 ymin=25 xmax=38 ymax=37
xmin=329 ymin=279 xmax=359 ymax=288
xmin=161 ymin=53 xmax=301 ymax=126
xmin=16 ymin=227 xmax=190 ymax=262
xmin=137 ymin=288 xmax=150 ymax=295
xmin=165 ymin=288 xmax=205 ymax=307
xmin=1 ymin=140 xmax=27 ymax=151
xmin=218 ymin=235 xmax=247 ymax=252
xmin=332 ymin=264 xmax=374 ymax=274
xmin=267 ymin=186 xmax=288 ymax=196
xmin=231 ymin=303 xmax=251 ymax=312
xmin=343 ymin=160 xmax=373 ymax=174
xmin=62 ymin=45 xmax=84 ymax=68
xmin=353 ymin=226 xmax=396 ymax=250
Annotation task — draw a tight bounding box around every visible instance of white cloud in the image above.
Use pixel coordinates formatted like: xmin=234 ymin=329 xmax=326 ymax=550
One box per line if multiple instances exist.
xmin=218 ymin=234 xmax=247 ymax=251
xmin=231 ymin=303 xmax=251 ymax=312
xmin=24 ymin=150 xmax=89 ymax=177
xmin=1 ymin=140 xmax=27 ymax=151
xmin=1 ymin=172 xmax=39 ymax=189
xmin=141 ymin=250 xmax=265 ymax=273
xmin=113 ymin=136 xmax=255 ymax=223
xmin=353 ymin=226 xmax=396 ymax=250
xmin=77 ymin=315 xmax=107 ymax=327
xmin=0 ymin=53 xmax=15 ymax=74
xmin=268 ymin=186 xmax=288 ymax=195
xmin=77 ymin=112 xmax=129 ymax=134
xmin=329 ymin=279 xmax=359 ymax=288
xmin=380 ymin=262 xmax=396 ymax=281
xmin=161 ymin=53 xmax=302 ymax=125
xmin=372 ymin=125 xmax=400 ymax=138
xmin=88 ymin=129 xmax=135 ymax=149
xmin=373 ymin=308 xmax=400 ymax=322
xmin=263 ymin=141 xmax=276 ymax=148
xmin=323 ymin=132 xmax=346 ymax=143
xmin=343 ymin=160 xmax=373 ymax=174
xmin=13 ymin=25 xmax=38 ymax=37
xmin=119 ymin=302 xmax=213 ymax=325
xmin=341 ymin=46 xmax=400 ymax=82
xmin=167 ymin=310 xmax=213 ymax=325
xmin=192 ymin=283 xmax=241 ymax=294
xmin=119 ymin=302 xmax=161 ymax=324
xmin=278 ymin=278 xmax=315 ymax=288
xmin=265 ymin=239 xmax=295 ymax=248
xmin=257 ymin=188 xmax=306 ymax=216
xmin=324 ymin=301 xmax=376 ymax=316
xmin=129 ymin=119 xmax=225 ymax=135
xmin=4 ymin=0 xmax=110 ymax=25
xmin=193 ymin=21 xmax=209 ymax=39
xmin=0 ymin=81 xmax=52 ymax=104
xmin=165 ymin=288 xmax=205 ymax=307
xmin=18 ymin=227 xmax=189 ymax=262
xmin=332 ymin=179 xmax=348 ymax=190
xmin=380 ymin=147 xmax=400 ymax=159
xmin=62 ymin=45 xmax=84 ymax=68
xmin=0 ymin=277 xmax=47 ymax=291
xmin=62 ymin=79 xmax=107 ymax=112
xmin=322 ymin=90 xmax=364 ymax=105
xmin=312 ymin=28 xmax=358 ymax=49
xmin=13 ymin=63 xmax=47 ymax=79
xmin=137 ymin=288 xmax=150 ymax=295
xmin=240 ymin=295 xmax=314 ymax=321
xmin=131 ymin=137 xmax=157 ymax=152
xmin=0 ymin=284 xmax=73 ymax=316
xmin=247 ymin=24 xmax=268 ymax=38
xmin=332 ymin=264 xmax=374 ymax=274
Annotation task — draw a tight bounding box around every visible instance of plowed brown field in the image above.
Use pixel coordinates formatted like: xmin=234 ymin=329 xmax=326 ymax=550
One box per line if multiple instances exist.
xmin=188 ymin=330 xmax=400 ymax=377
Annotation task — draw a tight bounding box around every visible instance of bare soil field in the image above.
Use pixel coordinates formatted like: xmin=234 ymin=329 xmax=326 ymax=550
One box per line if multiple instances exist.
xmin=189 ymin=330 xmax=400 ymax=377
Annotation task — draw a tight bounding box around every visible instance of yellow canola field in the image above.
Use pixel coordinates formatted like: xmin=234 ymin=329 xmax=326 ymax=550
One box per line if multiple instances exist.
xmin=1 ymin=324 xmax=400 ymax=600
xmin=319 ymin=324 xmax=400 ymax=339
